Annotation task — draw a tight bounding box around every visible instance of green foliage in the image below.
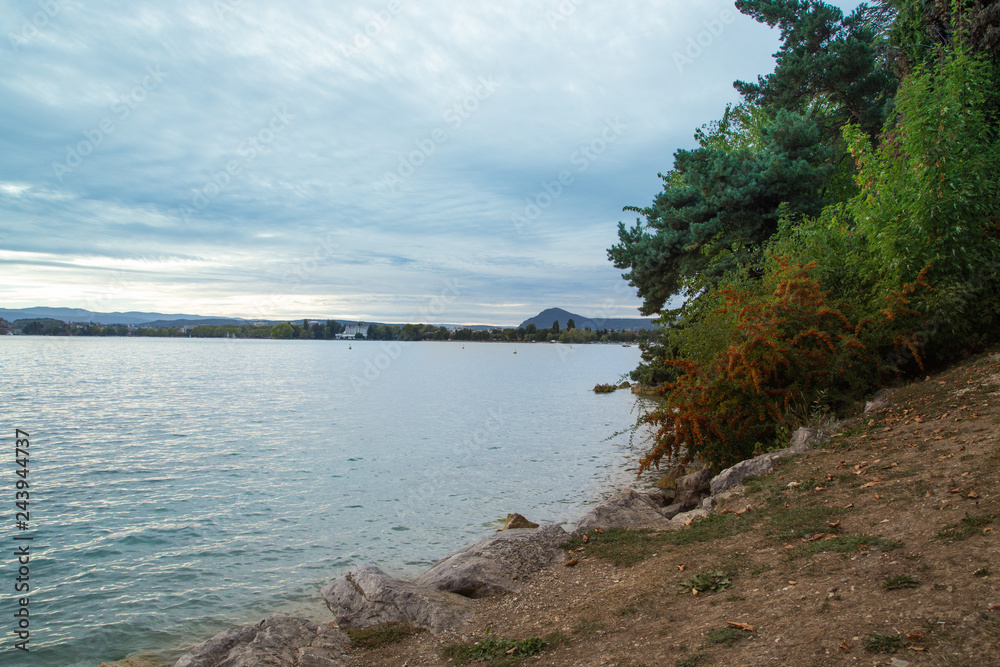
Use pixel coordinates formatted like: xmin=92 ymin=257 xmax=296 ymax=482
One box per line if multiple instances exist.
xmin=679 ymin=569 xmax=732 ymax=594
xmin=861 ymin=632 xmax=903 ymax=653
xmin=442 ymin=635 xmax=548 ymax=663
xmin=935 ymin=512 xmax=997 ymax=541
xmin=846 ymin=49 xmax=1000 ymax=361
xmin=609 ymin=109 xmax=836 ymax=315
xmin=270 ymin=322 xmax=294 ymax=339
xmin=675 ymin=654 xmax=707 ymax=667
xmin=882 ymin=574 xmax=920 ymax=590
xmin=702 ymin=627 xmax=743 ymax=648
xmin=344 ymin=622 xmax=424 ymax=649
xmin=791 ymin=534 xmax=902 ymax=557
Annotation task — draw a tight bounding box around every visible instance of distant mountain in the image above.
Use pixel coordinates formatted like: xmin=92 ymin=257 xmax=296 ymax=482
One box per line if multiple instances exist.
xmin=519 ymin=307 xmax=656 ymax=332
xmin=0 ymin=307 xmax=248 ymax=326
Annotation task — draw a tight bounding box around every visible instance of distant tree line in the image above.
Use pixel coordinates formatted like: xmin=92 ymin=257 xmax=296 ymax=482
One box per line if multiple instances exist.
xmin=5 ymin=316 xmax=652 ymax=344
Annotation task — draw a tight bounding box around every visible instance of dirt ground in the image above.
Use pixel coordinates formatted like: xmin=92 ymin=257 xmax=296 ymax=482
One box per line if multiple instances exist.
xmin=346 ymin=348 xmax=1000 ymax=667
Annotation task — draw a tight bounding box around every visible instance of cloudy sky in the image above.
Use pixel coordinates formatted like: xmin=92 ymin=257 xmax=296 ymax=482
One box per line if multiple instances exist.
xmin=0 ymin=0 xmax=861 ymax=325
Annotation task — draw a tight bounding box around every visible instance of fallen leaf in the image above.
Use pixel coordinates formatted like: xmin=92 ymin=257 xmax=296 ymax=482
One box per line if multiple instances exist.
xmin=677 ymin=564 xmax=686 ymax=572
xmin=735 ymin=505 xmax=751 ymax=515
xmin=860 ymin=481 xmax=879 ymax=489
xmin=692 ymin=588 xmax=699 ymax=596
xmin=908 ymin=646 xmax=927 ymax=652
xmin=874 ymin=493 xmax=881 ymax=500
xmin=906 ymin=633 xmax=924 ymax=641
xmin=828 ymin=521 xmax=841 ymax=529
xmin=803 ymin=533 xmax=827 ymax=542
xmin=968 ymin=490 xmax=980 ymax=499
xmin=682 ymin=518 xmax=694 ymax=527
xmin=788 ymin=580 xmax=797 ymax=585
xmin=950 ymin=488 xmax=963 ymax=494
xmin=594 ymin=528 xmax=604 ymax=534
xmin=840 ymin=640 xmax=852 ymax=652
xmin=726 ymin=621 xmax=754 ymax=631
xmin=564 ymin=559 xmax=578 ymax=567
xmin=814 ymin=487 xmax=827 ymax=492
xmin=506 ymin=648 xmax=517 ymax=655
xmin=581 ymin=534 xmax=589 ymax=543
xmin=783 ymin=545 xmax=795 ymax=550
xmin=574 ymin=547 xmax=585 ymax=552
xmin=843 ymin=503 xmax=854 ymax=509
xmin=988 ymin=603 xmax=1000 ymax=611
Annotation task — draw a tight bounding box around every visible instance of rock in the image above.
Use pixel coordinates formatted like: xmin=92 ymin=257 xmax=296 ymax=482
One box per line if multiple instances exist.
xmin=660 ymin=502 xmax=686 ymax=520
xmin=865 ymin=388 xmax=891 ymax=413
xmin=700 ymin=496 xmax=714 ymax=511
xmin=414 ymin=524 xmax=567 ymax=598
xmin=572 ymin=488 xmax=680 ymax=534
xmin=639 ymin=491 xmax=672 ymax=508
xmin=788 ymin=427 xmax=831 ymax=452
xmin=671 ymin=508 xmax=710 ymax=525
xmin=322 ymin=565 xmax=475 ymax=634
xmin=501 ymin=513 xmax=538 ymax=530
xmin=710 ymin=449 xmax=788 ymax=496
xmin=655 ymin=466 xmax=687 ymax=490
xmin=674 ymin=468 xmax=712 ymax=509
xmin=173 ymin=616 xmax=349 ymax=667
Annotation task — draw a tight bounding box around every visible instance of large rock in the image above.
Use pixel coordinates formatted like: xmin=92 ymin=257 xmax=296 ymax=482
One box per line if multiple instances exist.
xmin=321 ymin=565 xmax=475 ymax=634
xmin=414 ymin=524 xmax=567 ymax=598
xmin=709 ymin=428 xmax=831 ymax=496
xmin=674 ymin=468 xmax=712 ymax=509
xmin=572 ymin=488 xmax=679 ymax=534
xmin=789 ymin=427 xmax=831 ymax=452
xmin=173 ymin=616 xmax=349 ymax=667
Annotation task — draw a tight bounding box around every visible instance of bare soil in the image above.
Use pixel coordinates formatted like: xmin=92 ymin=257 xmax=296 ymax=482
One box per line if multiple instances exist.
xmin=347 ymin=348 xmax=1000 ymax=667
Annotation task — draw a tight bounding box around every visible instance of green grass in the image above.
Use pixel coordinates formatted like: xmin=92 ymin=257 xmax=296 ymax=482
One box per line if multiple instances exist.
xmin=343 ymin=622 xmax=425 ymax=649
xmin=441 ymin=636 xmax=550 ymax=664
xmin=765 ymin=504 xmax=841 ymax=541
xmin=680 ymin=569 xmax=733 ymax=593
xmin=702 ymin=627 xmax=742 ymax=648
xmin=791 ymin=534 xmax=902 ymax=558
xmin=936 ymin=513 xmax=996 ymax=541
xmin=675 ymin=654 xmax=707 ymax=667
xmin=861 ymin=632 xmax=904 ymax=653
xmin=883 ymin=574 xmax=920 ymax=590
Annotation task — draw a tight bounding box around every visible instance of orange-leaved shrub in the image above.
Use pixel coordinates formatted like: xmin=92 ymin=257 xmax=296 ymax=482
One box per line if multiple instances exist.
xmin=638 ymin=256 xmax=925 ymax=473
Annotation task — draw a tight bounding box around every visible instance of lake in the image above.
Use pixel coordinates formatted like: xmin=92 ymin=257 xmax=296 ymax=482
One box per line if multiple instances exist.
xmin=0 ymin=337 xmax=648 ymax=665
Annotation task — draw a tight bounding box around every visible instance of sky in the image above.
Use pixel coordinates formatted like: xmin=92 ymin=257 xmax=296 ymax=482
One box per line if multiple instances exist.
xmin=0 ymin=0 xmax=863 ymax=326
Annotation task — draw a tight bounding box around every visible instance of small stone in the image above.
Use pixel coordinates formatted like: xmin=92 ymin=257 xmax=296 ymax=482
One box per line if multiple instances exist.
xmin=891 ymin=658 xmax=911 ymax=667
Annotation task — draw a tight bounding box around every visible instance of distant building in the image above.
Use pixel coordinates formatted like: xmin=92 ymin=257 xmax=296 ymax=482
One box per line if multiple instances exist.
xmin=253 ymin=321 xmax=270 ymax=327
xmin=337 ymin=323 xmax=369 ymax=339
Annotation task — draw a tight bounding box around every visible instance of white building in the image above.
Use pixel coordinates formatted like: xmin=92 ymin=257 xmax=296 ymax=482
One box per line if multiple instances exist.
xmin=337 ymin=323 xmax=369 ymax=339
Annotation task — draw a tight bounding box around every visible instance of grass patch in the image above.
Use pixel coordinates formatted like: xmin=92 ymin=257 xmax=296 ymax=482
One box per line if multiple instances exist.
xmin=702 ymin=627 xmax=742 ymax=648
xmin=675 ymin=654 xmax=707 ymax=667
xmin=344 ymin=622 xmax=425 ymax=649
xmin=883 ymin=574 xmax=920 ymax=590
xmin=563 ymin=528 xmax=668 ymax=567
xmin=765 ymin=504 xmax=841 ymax=541
xmin=861 ymin=632 xmax=904 ymax=653
xmin=662 ymin=512 xmax=751 ymax=546
xmin=792 ymin=534 xmax=902 ymax=558
xmin=936 ymin=513 xmax=997 ymax=541
xmin=441 ymin=636 xmax=548 ymax=664
xmin=680 ymin=569 xmax=733 ymax=594
xmin=572 ymin=619 xmax=605 ymax=635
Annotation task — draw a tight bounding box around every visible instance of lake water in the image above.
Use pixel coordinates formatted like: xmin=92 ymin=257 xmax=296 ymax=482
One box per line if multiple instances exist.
xmin=0 ymin=337 xmax=648 ymax=666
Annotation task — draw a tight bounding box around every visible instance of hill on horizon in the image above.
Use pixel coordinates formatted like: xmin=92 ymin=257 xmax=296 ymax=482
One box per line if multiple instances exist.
xmin=519 ymin=308 xmax=656 ymax=332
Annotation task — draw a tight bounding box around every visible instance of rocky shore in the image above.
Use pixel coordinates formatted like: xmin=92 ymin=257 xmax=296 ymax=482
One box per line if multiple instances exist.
xmin=103 ymin=426 xmax=833 ymax=667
